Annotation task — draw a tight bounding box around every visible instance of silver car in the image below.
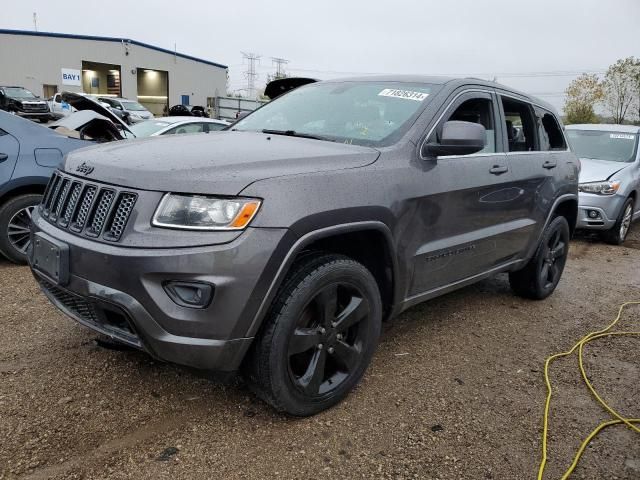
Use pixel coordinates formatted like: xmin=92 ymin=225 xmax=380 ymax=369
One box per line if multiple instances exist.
xmin=566 ymin=124 xmax=640 ymax=244
xmin=97 ymin=97 xmax=154 ymax=123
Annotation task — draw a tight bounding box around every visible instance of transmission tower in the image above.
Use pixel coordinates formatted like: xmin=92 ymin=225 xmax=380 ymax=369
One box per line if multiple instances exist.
xmin=241 ymin=52 xmax=261 ymax=99
xmin=271 ymin=57 xmax=289 ymax=79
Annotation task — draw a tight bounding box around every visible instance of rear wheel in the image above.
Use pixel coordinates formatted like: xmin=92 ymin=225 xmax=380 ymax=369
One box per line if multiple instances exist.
xmin=243 ymin=253 xmax=382 ymax=416
xmin=0 ymin=194 xmax=41 ymax=264
xmin=509 ymin=216 xmax=570 ymax=300
xmin=600 ymin=198 xmax=634 ymax=245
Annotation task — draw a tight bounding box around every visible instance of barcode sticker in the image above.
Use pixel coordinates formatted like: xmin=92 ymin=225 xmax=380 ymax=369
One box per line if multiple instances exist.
xmin=610 ymin=134 xmax=635 ymax=140
xmin=378 ymin=89 xmax=429 ymax=101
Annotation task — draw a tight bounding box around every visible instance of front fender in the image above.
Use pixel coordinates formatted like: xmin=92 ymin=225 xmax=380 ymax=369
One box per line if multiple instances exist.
xmin=242 ymin=220 xmax=400 ymax=338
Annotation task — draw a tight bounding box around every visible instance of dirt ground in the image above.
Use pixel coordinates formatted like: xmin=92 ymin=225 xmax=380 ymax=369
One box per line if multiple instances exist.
xmin=1 ymin=229 xmax=639 ymax=480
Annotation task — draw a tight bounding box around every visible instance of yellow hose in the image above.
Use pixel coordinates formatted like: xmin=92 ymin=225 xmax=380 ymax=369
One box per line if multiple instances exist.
xmin=537 ymin=301 xmax=640 ymax=480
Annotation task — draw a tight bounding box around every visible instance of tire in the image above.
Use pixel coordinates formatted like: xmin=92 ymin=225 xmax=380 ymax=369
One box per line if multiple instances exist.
xmin=0 ymin=194 xmax=41 ymax=264
xmin=509 ymin=216 xmax=570 ymax=300
xmin=243 ymin=253 xmax=382 ymax=416
xmin=600 ymin=197 xmax=634 ymax=245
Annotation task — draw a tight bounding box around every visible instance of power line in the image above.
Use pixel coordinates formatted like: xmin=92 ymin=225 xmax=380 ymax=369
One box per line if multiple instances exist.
xmin=271 ymin=57 xmax=289 ymax=79
xmin=229 ymin=58 xmax=608 ymax=79
xmin=241 ymin=52 xmax=261 ymax=99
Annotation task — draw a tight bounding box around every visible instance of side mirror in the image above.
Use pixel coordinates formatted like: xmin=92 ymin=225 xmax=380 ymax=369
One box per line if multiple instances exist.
xmin=423 ymin=120 xmax=486 ymax=157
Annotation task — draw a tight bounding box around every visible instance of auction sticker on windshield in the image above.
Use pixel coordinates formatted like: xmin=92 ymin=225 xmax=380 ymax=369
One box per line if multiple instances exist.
xmin=378 ymin=89 xmax=429 ymax=101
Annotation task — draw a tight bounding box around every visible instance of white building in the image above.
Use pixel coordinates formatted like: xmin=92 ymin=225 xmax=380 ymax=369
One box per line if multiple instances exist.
xmin=0 ymin=29 xmax=228 ymax=116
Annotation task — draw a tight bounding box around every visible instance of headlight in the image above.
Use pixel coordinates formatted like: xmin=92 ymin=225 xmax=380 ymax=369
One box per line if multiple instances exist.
xmin=152 ymin=194 xmax=261 ymax=230
xmin=578 ymin=180 xmax=621 ymax=195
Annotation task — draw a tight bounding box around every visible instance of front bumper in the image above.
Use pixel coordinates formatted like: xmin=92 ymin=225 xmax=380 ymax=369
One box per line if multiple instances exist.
xmin=29 ymin=211 xmax=289 ymax=371
xmin=15 ymin=111 xmax=50 ymax=120
xmin=576 ymin=192 xmax=625 ymax=230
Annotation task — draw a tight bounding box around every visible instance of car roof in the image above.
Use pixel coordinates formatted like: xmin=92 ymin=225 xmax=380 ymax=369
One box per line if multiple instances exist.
xmin=0 ymin=109 xmax=62 ymax=137
xmin=313 ymin=75 xmax=559 ymax=114
xmin=565 ymin=124 xmax=640 ymax=133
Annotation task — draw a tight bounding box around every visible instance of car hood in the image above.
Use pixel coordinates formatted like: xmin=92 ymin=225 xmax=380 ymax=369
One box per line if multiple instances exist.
xmin=50 ymin=110 xmax=113 ymax=131
xmin=579 ymin=157 xmax=631 ymax=183
xmin=59 ymin=92 xmax=134 ymax=136
xmin=63 ymin=131 xmax=380 ymax=195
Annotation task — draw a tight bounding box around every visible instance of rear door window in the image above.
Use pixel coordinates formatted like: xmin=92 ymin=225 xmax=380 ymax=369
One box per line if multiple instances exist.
xmin=501 ymin=97 xmax=537 ymax=152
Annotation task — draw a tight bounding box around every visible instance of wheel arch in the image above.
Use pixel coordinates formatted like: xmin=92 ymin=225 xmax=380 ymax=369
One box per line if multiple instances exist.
xmin=245 ymin=221 xmax=400 ymax=338
xmin=0 ymin=177 xmax=49 ymax=207
xmin=552 ymin=196 xmax=578 ymax=237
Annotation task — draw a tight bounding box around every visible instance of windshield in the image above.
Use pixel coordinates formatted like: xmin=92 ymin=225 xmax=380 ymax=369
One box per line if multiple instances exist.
xmin=233 ymin=81 xmax=438 ymax=146
xmin=566 ymin=129 xmax=638 ymax=163
xmin=130 ymin=120 xmax=171 ymax=137
xmin=4 ymin=87 xmax=38 ymax=99
xmin=121 ymin=101 xmax=147 ymax=111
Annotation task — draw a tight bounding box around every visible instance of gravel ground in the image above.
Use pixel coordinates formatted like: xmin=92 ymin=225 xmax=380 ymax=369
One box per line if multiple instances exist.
xmin=1 ymin=229 xmax=639 ymax=480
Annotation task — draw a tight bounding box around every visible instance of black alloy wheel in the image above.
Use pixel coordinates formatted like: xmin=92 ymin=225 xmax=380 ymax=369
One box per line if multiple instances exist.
xmin=287 ymin=282 xmax=370 ymax=397
xmin=539 ymin=227 xmax=566 ymax=291
xmin=244 ymin=254 xmax=382 ymax=416
xmin=509 ymin=215 xmax=570 ymax=300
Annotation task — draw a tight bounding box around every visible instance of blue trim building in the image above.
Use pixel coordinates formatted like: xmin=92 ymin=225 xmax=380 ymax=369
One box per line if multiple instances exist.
xmin=0 ymin=29 xmax=228 ymax=115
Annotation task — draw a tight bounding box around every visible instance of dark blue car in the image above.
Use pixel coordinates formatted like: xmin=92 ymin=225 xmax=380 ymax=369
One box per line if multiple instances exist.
xmin=0 ymin=110 xmax=90 ymax=263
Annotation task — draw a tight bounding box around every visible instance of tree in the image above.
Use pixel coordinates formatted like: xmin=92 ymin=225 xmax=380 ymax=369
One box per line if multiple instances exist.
xmin=602 ymin=57 xmax=639 ymax=124
xmin=631 ymin=58 xmax=640 ymax=123
xmin=564 ymin=74 xmax=604 ymax=124
xmin=265 ymin=72 xmax=288 ymax=83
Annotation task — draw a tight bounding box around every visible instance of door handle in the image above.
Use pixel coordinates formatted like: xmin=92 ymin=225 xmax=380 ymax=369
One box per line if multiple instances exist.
xmin=0 ymin=153 xmax=8 ymax=163
xmin=542 ymin=160 xmax=557 ymax=169
xmin=489 ymin=165 xmax=508 ymax=175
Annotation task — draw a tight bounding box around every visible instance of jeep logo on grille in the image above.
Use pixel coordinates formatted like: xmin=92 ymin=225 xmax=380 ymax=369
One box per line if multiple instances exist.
xmin=76 ymin=162 xmax=94 ymax=176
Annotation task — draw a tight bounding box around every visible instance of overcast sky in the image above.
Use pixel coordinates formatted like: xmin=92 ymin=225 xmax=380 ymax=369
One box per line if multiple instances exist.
xmin=4 ymin=0 xmax=639 ymax=110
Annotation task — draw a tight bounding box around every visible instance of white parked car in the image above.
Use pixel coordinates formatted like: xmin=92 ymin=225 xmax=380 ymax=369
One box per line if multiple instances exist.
xmin=48 ymin=93 xmax=110 ymax=119
xmin=129 ymin=117 xmax=229 ymax=137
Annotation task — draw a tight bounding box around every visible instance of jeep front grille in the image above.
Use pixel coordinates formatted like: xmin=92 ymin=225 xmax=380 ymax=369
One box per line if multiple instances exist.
xmin=40 ymin=172 xmax=137 ymax=242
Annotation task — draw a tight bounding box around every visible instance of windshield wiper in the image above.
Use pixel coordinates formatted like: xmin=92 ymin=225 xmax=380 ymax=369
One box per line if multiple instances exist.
xmin=261 ymin=129 xmax=328 ymax=141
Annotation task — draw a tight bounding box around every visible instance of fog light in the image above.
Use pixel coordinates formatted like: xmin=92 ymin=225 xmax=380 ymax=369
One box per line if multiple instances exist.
xmin=587 ymin=210 xmax=601 ymax=219
xmin=163 ymin=281 xmax=214 ymax=308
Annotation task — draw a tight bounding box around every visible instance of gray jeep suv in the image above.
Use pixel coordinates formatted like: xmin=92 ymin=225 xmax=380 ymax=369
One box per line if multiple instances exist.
xmin=28 ymin=76 xmax=579 ymax=415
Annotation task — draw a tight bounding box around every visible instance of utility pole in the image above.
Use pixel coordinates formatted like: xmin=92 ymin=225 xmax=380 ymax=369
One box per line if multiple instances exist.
xmin=241 ymin=52 xmax=261 ymax=99
xmin=33 ymin=12 xmax=38 ymax=32
xmin=271 ymin=57 xmax=289 ymax=80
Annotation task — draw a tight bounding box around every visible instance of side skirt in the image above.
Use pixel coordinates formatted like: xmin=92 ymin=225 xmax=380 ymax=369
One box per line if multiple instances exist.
xmin=399 ymin=259 xmax=524 ymax=312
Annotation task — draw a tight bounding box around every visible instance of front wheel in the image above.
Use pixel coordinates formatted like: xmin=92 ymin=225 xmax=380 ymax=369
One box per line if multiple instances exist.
xmin=600 ymin=198 xmax=634 ymax=245
xmin=0 ymin=194 xmax=41 ymax=264
xmin=509 ymin=216 xmax=570 ymax=300
xmin=243 ymin=254 xmax=382 ymax=416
